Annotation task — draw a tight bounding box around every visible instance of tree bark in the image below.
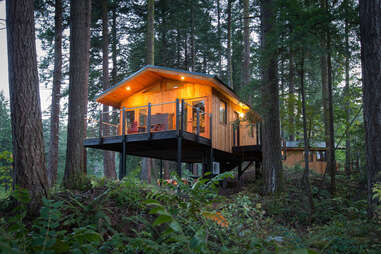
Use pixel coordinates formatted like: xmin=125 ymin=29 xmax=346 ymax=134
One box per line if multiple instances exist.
xmin=344 ymin=0 xmax=351 ymax=176
xmin=6 ymin=0 xmax=48 ymax=209
xmin=146 ymin=0 xmax=154 ymax=65
xmin=242 ymin=0 xmax=250 ymax=90
xmin=217 ymin=0 xmax=222 ymax=77
xmin=102 ymin=0 xmax=116 ymax=179
xmin=260 ymin=0 xmax=282 ymax=194
xmin=288 ymin=48 xmax=296 ymax=141
xmin=227 ymin=0 xmax=233 ymax=89
xmin=190 ymin=0 xmax=195 ymax=71
xmin=359 ymin=0 xmax=381 ymax=218
xmin=63 ymin=0 xmax=92 ymax=189
xmin=48 ymin=0 xmax=63 ymax=187
xmin=300 ymin=49 xmax=314 ymax=224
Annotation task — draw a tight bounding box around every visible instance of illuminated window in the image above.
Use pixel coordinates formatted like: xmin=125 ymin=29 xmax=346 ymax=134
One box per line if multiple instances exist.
xmin=219 ymin=100 xmax=227 ymax=124
xmin=316 ymin=151 xmax=326 ymax=161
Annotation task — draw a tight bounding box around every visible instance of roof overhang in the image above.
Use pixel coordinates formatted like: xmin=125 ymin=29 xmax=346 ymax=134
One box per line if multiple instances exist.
xmin=96 ymin=65 xmax=251 ymax=110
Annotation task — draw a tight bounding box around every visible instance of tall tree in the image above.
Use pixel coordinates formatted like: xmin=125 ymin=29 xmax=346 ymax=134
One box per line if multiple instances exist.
xmin=260 ymin=0 xmax=282 ymax=194
xmin=146 ymin=0 xmax=154 ymax=65
xmin=288 ymin=48 xmax=296 ymax=141
xmin=63 ymin=0 xmax=92 ymax=188
xmin=217 ymin=0 xmax=222 ymax=77
xmin=48 ymin=0 xmax=63 ymax=187
xmin=320 ymin=0 xmax=336 ymax=195
xmin=6 ymin=0 xmax=48 ymax=208
xmin=359 ymin=0 xmax=381 ymax=218
xmin=242 ymin=0 xmax=250 ymax=92
xmin=141 ymin=0 xmax=155 ymax=183
xmin=300 ymin=49 xmax=314 ymax=223
xmin=102 ymin=0 xmax=116 ymax=179
xmin=344 ymin=0 xmax=351 ymax=176
xmin=227 ymin=0 xmax=233 ymax=88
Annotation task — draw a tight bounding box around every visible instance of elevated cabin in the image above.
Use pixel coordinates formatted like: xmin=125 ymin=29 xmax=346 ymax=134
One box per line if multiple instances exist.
xmin=84 ymin=65 xmax=262 ymax=179
xmin=282 ymin=141 xmax=341 ymax=174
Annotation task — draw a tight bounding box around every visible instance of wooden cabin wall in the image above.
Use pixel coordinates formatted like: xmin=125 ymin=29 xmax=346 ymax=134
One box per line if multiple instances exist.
xmin=211 ymin=90 xmax=257 ymax=153
xmin=118 ymin=79 xmax=212 ymax=137
xmin=283 ymin=150 xmax=327 ymax=174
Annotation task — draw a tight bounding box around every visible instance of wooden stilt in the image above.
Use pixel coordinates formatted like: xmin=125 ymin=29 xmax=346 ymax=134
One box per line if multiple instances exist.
xmin=160 ymin=159 xmax=163 ymax=186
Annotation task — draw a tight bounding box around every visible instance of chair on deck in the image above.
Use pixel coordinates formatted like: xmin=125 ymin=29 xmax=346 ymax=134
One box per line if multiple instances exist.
xmin=127 ymin=121 xmax=138 ymax=134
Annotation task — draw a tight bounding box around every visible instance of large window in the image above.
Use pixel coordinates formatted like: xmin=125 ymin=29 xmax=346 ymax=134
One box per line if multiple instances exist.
xmin=139 ymin=109 xmax=147 ymax=127
xmin=219 ymin=100 xmax=227 ymax=124
xmin=302 ymin=151 xmax=314 ymax=162
xmin=316 ymin=151 xmax=326 ymax=161
xmin=192 ymin=100 xmax=205 ymax=133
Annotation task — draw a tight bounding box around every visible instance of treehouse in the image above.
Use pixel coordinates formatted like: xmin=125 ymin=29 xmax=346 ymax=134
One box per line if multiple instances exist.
xmin=84 ymin=65 xmax=262 ymax=179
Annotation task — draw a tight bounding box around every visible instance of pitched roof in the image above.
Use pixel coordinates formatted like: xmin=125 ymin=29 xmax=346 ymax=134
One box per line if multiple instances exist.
xmin=96 ymin=65 xmax=250 ymax=109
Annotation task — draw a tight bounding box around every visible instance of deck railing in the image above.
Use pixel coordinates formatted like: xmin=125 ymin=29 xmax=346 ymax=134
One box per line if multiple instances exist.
xmin=86 ymin=98 xmax=210 ymax=139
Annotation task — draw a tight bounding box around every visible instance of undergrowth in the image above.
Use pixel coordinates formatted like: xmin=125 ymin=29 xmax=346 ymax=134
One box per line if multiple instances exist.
xmin=0 ymin=170 xmax=380 ymax=254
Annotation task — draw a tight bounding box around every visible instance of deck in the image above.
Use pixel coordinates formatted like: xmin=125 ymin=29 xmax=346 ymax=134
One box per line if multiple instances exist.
xmin=84 ymin=98 xmax=262 ymax=179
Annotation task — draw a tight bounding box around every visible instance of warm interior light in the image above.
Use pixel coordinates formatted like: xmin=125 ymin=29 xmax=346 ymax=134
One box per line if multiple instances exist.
xmin=180 ymin=76 xmax=185 ymax=80
xmin=126 ymin=86 xmax=131 ymax=91
xmin=239 ymin=112 xmax=244 ymax=118
xmin=173 ymin=86 xmax=178 ymax=88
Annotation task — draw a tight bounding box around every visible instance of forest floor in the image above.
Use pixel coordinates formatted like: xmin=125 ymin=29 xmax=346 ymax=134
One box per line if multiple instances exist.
xmin=0 ymin=168 xmax=380 ymax=254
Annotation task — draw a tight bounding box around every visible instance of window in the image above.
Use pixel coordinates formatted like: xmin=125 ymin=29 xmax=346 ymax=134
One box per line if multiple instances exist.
xmin=281 ymin=150 xmax=287 ymax=160
xmin=139 ymin=109 xmax=147 ymax=127
xmin=316 ymin=151 xmax=326 ymax=161
xmin=219 ymin=100 xmax=227 ymax=124
xmin=192 ymin=100 xmax=205 ymax=133
xmin=126 ymin=110 xmax=135 ymax=124
xmin=302 ymin=151 xmax=314 ymax=162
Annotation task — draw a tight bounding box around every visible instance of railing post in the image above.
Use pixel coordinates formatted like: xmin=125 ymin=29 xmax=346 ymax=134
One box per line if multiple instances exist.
xmin=147 ymin=102 xmax=152 ymax=136
xmin=237 ymin=123 xmax=240 ymax=147
xmin=99 ymin=110 xmax=103 ymax=138
xmin=176 ymin=99 xmax=180 ymax=136
xmin=196 ymin=108 xmax=200 ymax=138
xmin=209 ymin=114 xmax=213 ymax=174
xmin=122 ymin=107 xmax=126 ymax=135
xmin=181 ymin=99 xmax=185 ymax=135
xmin=233 ymin=124 xmax=236 ymax=146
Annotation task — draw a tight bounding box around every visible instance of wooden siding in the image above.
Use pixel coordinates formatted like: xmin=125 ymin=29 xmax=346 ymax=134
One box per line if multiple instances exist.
xmin=211 ymin=89 xmax=257 ymax=152
xmin=283 ymin=150 xmax=327 ymax=174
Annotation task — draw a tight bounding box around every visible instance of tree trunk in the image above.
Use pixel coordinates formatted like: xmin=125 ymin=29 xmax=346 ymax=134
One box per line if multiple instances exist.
xmin=344 ymin=0 xmax=351 ymax=176
xmin=300 ymin=49 xmax=314 ymax=224
xmin=63 ymin=0 xmax=92 ymax=189
xmin=260 ymin=0 xmax=282 ymax=194
xmin=227 ymin=0 xmax=233 ymax=89
xmin=190 ymin=0 xmax=195 ymax=71
xmin=102 ymin=0 xmax=116 ymax=179
xmin=217 ymin=0 xmax=222 ymax=77
xmin=146 ymin=0 xmax=154 ymax=65
xmin=242 ymin=0 xmax=250 ymax=91
xmin=359 ymin=0 xmax=381 ymax=219
xmin=320 ymin=0 xmax=336 ymax=195
xmin=326 ymin=8 xmax=336 ymax=195
xmin=6 ymin=0 xmax=48 ymax=210
xmin=288 ymin=48 xmax=296 ymax=141
xmin=142 ymin=0 xmax=155 ymax=182
xmin=48 ymin=0 xmax=63 ymax=187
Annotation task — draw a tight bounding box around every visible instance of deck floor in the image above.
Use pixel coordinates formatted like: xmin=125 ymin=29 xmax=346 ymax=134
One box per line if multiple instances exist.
xmin=84 ymin=131 xmax=262 ymax=166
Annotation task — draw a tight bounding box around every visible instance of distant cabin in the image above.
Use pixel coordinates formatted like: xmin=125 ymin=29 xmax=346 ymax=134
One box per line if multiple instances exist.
xmin=282 ymin=141 xmax=341 ymax=174
xmin=84 ymin=65 xmax=262 ymax=179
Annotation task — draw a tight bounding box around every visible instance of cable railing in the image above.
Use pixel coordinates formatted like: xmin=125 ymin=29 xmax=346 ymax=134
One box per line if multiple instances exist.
xmin=86 ymin=98 xmax=211 ymax=139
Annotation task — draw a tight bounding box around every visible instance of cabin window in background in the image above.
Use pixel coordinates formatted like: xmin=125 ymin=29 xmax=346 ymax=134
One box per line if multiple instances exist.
xmin=302 ymin=151 xmax=314 ymax=162
xmin=316 ymin=151 xmax=326 ymax=161
xmin=139 ymin=109 xmax=147 ymax=127
xmin=219 ymin=100 xmax=227 ymax=124
xmin=281 ymin=150 xmax=287 ymax=160
xmin=192 ymin=100 xmax=205 ymax=133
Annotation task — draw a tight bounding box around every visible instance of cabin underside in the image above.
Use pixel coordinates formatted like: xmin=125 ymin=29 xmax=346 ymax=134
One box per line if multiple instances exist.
xmin=84 ymin=130 xmax=262 ymax=178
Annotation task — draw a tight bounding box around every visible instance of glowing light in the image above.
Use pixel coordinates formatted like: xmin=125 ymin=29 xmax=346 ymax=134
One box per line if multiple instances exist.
xmin=173 ymin=86 xmax=178 ymax=88
xmin=239 ymin=112 xmax=244 ymax=118
xmin=180 ymin=76 xmax=185 ymax=80
xmin=126 ymin=86 xmax=131 ymax=91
